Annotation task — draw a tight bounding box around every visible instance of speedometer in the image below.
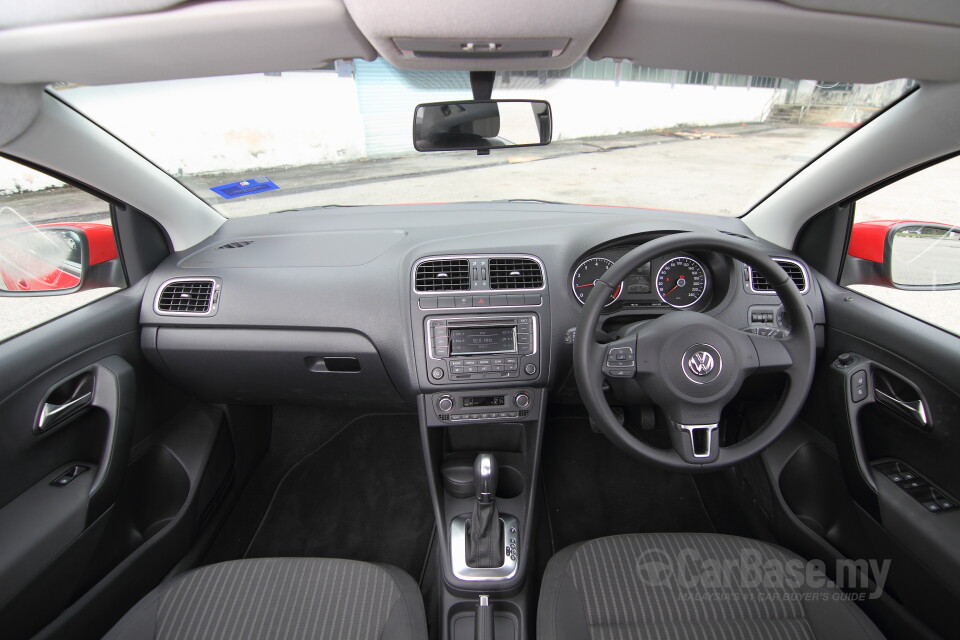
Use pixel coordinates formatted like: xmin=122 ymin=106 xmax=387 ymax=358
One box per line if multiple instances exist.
xmin=656 ymin=256 xmax=708 ymax=308
xmin=572 ymin=257 xmax=623 ymax=307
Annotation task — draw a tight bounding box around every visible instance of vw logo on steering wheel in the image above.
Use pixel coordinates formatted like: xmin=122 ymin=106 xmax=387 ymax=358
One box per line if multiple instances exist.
xmin=688 ymin=351 xmax=715 ymax=376
xmin=681 ymin=344 xmax=722 ymax=384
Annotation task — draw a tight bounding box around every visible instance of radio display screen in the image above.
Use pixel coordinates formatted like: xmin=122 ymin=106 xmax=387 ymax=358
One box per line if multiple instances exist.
xmin=449 ymin=326 xmax=517 ymax=355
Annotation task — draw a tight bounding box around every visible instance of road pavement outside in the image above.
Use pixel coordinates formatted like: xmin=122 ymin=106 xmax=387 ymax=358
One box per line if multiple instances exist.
xmin=1 ymin=124 xmax=959 ymax=341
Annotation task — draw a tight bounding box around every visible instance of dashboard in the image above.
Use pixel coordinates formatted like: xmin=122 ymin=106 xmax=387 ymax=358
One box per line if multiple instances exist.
xmin=135 ymin=202 xmax=824 ymax=411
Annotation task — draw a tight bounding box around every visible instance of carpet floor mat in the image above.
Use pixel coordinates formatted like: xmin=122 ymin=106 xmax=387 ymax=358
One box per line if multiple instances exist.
xmin=541 ymin=416 xmax=716 ymax=554
xmin=242 ymin=414 xmax=433 ymax=580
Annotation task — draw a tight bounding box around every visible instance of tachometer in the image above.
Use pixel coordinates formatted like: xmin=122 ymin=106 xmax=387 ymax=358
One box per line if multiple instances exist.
xmin=656 ymin=256 xmax=708 ymax=308
xmin=572 ymin=257 xmax=623 ymax=307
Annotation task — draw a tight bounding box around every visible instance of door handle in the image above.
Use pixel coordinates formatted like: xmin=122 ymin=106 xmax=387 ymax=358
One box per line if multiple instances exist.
xmin=875 ymin=389 xmax=929 ymax=429
xmin=38 ymin=391 xmax=92 ymax=433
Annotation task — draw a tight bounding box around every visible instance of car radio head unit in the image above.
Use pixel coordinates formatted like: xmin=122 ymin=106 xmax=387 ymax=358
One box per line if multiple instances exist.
xmin=426 ymin=314 xmax=539 ymax=384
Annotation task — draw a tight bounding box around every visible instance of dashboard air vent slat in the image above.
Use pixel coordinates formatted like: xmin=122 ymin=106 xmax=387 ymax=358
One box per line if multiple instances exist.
xmin=217 ymin=240 xmax=253 ymax=250
xmin=157 ymin=280 xmax=215 ymax=314
xmin=750 ymin=259 xmax=807 ymax=293
xmin=488 ymin=257 xmax=543 ymax=290
xmin=415 ymin=259 xmax=470 ymax=292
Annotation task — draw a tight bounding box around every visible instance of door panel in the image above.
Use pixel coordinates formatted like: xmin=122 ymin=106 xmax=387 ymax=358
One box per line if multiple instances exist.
xmin=0 ymin=287 xmax=141 ymax=637
xmin=0 ymin=281 xmax=232 ymax=639
xmin=812 ymin=277 xmax=960 ymax=637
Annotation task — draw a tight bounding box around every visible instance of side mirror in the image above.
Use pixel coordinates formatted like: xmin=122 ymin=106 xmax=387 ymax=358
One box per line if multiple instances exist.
xmin=844 ymin=220 xmax=960 ymax=290
xmin=414 ymin=99 xmax=552 ymax=153
xmin=0 ymin=222 xmax=120 ymax=296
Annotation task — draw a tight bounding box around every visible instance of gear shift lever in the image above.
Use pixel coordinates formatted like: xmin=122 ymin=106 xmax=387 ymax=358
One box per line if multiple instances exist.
xmin=466 ymin=453 xmax=503 ymax=568
xmin=475 ymin=453 xmax=499 ymax=504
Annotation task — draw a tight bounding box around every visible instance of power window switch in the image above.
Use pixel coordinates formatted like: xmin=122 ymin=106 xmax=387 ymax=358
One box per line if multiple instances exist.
xmin=936 ymin=499 xmax=955 ymax=511
xmin=921 ymin=501 xmax=941 ymax=513
xmin=50 ymin=465 xmax=89 ymax=487
xmin=888 ymin=474 xmax=904 ymax=483
xmin=901 ymin=472 xmax=916 ymax=481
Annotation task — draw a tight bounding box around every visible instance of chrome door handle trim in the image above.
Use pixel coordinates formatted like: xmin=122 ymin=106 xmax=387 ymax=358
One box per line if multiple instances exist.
xmin=875 ymin=389 xmax=929 ymax=427
xmin=38 ymin=392 xmax=92 ymax=432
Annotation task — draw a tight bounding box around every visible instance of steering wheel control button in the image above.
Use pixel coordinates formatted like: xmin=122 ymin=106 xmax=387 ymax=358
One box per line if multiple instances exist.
xmin=604 ymin=345 xmax=636 ymax=378
xmin=681 ymin=344 xmax=722 ymax=384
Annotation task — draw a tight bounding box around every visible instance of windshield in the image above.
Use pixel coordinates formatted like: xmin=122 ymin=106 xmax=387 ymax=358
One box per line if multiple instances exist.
xmin=54 ymin=59 xmax=914 ymax=218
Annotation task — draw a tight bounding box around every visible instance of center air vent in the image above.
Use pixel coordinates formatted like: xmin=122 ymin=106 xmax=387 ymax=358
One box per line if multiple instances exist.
xmin=749 ymin=259 xmax=808 ymax=294
xmin=155 ymin=278 xmax=220 ymax=315
xmin=415 ymin=259 xmax=470 ymax=292
xmin=489 ymin=257 xmax=544 ymax=290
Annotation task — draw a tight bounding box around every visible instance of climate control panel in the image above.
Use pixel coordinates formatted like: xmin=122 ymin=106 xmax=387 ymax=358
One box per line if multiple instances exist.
xmin=425 ymin=388 xmax=540 ymax=426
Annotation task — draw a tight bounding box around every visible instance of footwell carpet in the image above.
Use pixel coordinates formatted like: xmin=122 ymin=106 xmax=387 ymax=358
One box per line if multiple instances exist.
xmin=243 ymin=414 xmax=433 ymax=579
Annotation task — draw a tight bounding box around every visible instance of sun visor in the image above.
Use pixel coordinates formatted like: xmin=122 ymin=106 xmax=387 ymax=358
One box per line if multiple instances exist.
xmin=0 ymin=0 xmax=189 ymax=29
xmin=590 ymin=0 xmax=960 ymax=83
xmin=342 ymin=0 xmax=616 ymax=71
xmin=0 ymin=84 xmax=43 ymax=147
xmin=0 ymin=0 xmax=377 ymax=85
xmin=776 ymin=0 xmax=960 ymax=28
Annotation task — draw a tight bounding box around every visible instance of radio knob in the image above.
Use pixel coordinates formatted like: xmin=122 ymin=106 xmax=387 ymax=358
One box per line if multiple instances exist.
xmin=515 ymin=393 xmax=531 ymax=409
xmin=431 ymin=367 xmax=445 ymax=380
xmin=437 ymin=396 xmax=454 ymax=412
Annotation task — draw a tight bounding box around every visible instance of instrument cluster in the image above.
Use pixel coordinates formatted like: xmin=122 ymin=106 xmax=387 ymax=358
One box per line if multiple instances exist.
xmin=570 ymin=248 xmax=717 ymax=313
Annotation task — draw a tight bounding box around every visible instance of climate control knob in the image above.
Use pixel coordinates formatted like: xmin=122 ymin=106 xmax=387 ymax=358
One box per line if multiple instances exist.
xmin=437 ymin=396 xmax=454 ymax=412
xmin=514 ymin=393 xmax=531 ymax=409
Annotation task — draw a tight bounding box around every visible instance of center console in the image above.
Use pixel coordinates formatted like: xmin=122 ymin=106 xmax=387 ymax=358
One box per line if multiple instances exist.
xmin=410 ymin=254 xmax=549 ymax=640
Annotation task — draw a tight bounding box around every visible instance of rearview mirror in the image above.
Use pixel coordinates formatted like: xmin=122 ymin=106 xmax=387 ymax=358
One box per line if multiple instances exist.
xmin=414 ymin=100 xmax=551 ymax=152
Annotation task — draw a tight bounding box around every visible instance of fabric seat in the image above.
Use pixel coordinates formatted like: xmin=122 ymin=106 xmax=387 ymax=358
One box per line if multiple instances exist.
xmin=538 ymin=533 xmax=885 ymax=640
xmin=104 ymin=557 xmax=428 ymax=640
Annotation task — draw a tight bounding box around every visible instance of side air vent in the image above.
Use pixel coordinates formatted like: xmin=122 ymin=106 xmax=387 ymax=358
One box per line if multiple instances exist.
xmin=155 ymin=278 xmax=220 ymax=315
xmin=749 ymin=259 xmax=808 ymax=294
xmin=489 ymin=257 xmax=544 ymax=290
xmin=217 ymin=240 xmax=253 ymax=250
xmin=415 ymin=259 xmax=470 ymax=292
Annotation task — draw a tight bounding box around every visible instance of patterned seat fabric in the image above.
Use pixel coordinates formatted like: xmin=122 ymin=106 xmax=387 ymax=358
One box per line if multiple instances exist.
xmin=538 ymin=533 xmax=886 ymax=640
xmin=104 ymin=557 xmax=428 ymax=640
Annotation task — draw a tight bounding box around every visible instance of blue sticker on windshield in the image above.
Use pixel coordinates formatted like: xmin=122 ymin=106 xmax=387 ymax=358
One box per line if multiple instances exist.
xmin=210 ymin=177 xmax=279 ymax=199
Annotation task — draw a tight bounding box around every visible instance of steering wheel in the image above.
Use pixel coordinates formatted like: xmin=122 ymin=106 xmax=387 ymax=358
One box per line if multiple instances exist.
xmin=574 ymin=233 xmax=816 ymax=470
